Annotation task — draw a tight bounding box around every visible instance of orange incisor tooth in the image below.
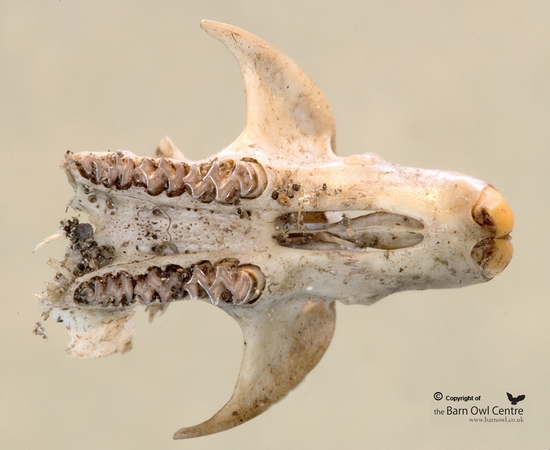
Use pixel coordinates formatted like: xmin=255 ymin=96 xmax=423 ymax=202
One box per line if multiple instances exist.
xmin=472 ymin=185 xmax=514 ymax=238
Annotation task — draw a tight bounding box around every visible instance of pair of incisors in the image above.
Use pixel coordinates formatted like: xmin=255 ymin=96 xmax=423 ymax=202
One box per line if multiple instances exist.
xmin=44 ymin=20 xmax=514 ymax=440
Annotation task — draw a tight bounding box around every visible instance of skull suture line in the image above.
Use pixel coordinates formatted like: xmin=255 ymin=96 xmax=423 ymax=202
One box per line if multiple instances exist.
xmin=38 ymin=20 xmax=514 ymax=439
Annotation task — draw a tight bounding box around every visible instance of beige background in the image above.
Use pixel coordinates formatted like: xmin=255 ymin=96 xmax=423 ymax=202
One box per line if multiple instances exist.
xmin=1 ymin=1 xmax=549 ymax=449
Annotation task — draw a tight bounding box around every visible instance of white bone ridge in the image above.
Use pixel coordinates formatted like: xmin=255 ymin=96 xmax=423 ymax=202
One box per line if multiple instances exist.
xmin=38 ymin=20 xmax=514 ymax=439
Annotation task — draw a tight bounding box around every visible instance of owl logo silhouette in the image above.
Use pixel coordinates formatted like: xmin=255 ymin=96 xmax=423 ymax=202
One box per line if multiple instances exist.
xmin=506 ymin=392 xmax=525 ymax=405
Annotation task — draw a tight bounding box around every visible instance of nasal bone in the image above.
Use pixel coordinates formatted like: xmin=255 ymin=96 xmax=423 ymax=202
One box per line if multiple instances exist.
xmin=472 ymin=185 xmax=514 ymax=238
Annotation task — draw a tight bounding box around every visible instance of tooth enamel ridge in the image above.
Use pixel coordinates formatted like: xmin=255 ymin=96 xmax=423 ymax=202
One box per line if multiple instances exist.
xmin=73 ymin=260 xmax=265 ymax=307
xmin=68 ymin=152 xmax=267 ymax=204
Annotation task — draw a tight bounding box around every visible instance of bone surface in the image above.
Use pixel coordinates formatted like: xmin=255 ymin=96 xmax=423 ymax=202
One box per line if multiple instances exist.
xmin=38 ymin=20 xmax=514 ymax=439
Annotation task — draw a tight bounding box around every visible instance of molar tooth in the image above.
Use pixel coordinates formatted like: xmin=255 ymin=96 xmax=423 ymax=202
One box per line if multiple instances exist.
xmin=70 ymin=153 xmax=97 ymax=181
xmin=102 ymin=153 xmax=117 ymax=187
xmin=133 ymin=274 xmax=155 ymax=304
xmin=207 ymin=160 xmax=239 ymax=203
xmin=240 ymin=265 xmax=266 ymax=304
xmin=90 ymin=157 xmax=110 ymax=185
xmin=71 ymin=153 xmax=92 ymax=175
xmin=112 ymin=152 xmax=135 ymax=189
xmin=165 ymin=161 xmax=189 ymax=196
xmin=236 ymin=160 xmax=265 ymax=197
xmin=167 ymin=265 xmax=193 ymax=299
xmin=188 ymin=166 xmax=217 ymax=202
xmin=104 ymin=272 xmax=134 ymax=307
xmin=208 ymin=261 xmax=237 ymax=305
xmin=215 ymin=261 xmax=253 ymax=304
xmin=105 ymin=275 xmax=121 ymax=306
xmin=150 ymin=159 xmax=177 ymax=196
xmin=119 ymin=272 xmax=134 ymax=306
xmin=147 ymin=268 xmax=174 ymax=304
xmin=134 ymin=158 xmax=165 ymax=196
xmin=92 ymin=278 xmax=107 ymax=305
xmin=188 ymin=262 xmax=216 ymax=301
xmin=74 ymin=284 xmax=93 ymax=305
xmin=132 ymin=158 xmax=151 ymax=188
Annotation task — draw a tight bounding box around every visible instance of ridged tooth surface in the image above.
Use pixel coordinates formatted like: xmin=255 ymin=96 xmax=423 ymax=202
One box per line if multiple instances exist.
xmin=73 ymin=261 xmax=265 ymax=308
xmin=67 ymin=152 xmax=267 ymax=204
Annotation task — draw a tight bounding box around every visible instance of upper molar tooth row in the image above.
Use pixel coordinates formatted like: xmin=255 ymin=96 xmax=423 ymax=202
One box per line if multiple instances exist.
xmin=67 ymin=152 xmax=267 ymax=204
xmin=73 ymin=260 xmax=265 ymax=307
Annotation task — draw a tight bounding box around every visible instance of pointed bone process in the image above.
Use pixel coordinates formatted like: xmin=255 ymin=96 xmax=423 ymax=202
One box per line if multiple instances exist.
xmin=201 ymin=20 xmax=337 ymax=162
xmin=174 ymin=298 xmax=336 ymax=439
xmin=39 ymin=20 xmax=514 ymax=439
